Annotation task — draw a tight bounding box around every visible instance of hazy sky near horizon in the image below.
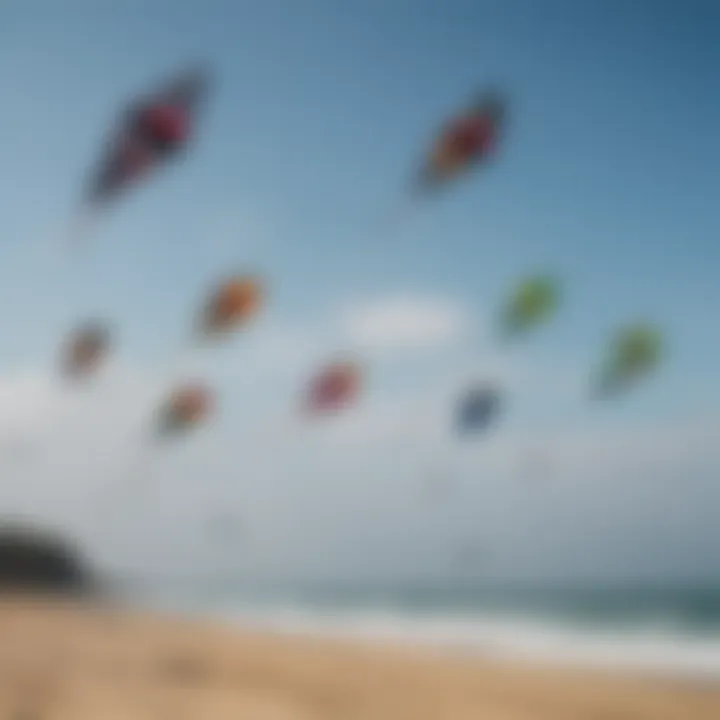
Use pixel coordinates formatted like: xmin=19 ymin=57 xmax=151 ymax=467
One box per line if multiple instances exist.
xmin=0 ymin=0 xmax=718 ymax=585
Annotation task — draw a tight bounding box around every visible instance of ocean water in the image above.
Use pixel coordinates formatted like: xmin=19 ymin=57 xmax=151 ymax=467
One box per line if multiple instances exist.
xmin=123 ymin=579 xmax=720 ymax=679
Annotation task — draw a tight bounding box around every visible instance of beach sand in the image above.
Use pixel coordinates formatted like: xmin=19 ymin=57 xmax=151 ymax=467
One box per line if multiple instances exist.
xmin=0 ymin=597 xmax=719 ymax=719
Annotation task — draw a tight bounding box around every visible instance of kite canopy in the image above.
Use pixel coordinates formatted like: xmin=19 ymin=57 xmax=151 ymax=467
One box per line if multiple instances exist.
xmin=156 ymin=382 xmax=214 ymax=437
xmin=499 ymin=275 xmax=561 ymax=339
xmin=197 ymin=275 xmax=263 ymax=339
xmin=61 ymin=321 xmax=111 ymax=379
xmin=455 ymin=384 xmax=501 ymax=436
xmin=305 ymin=361 xmax=362 ymax=415
xmin=418 ymin=87 xmax=507 ymax=191
xmin=85 ymin=65 xmax=211 ymax=210
xmin=593 ymin=324 xmax=664 ymax=397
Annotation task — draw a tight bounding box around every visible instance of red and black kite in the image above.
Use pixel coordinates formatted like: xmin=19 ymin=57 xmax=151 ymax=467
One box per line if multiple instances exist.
xmin=416 ymin=89 xmax=506 ymax=194
xmin=80 ymin=65 xmax=211 ymax=230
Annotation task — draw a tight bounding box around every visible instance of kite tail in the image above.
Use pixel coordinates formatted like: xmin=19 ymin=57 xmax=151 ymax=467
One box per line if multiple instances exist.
xmin=67 ymin=208 xmax=97 ymax=255
xmin=166 ymin=339 xmax=199 ymax=383
xmin=371 ymin=166 xmax=439 ymax=240
xmin=590 ymin=368 xmax=624 ymax=401
xmin=94 ymin=439 xmax=157 ymax=539
xmin=373 ymin=193 xmax=420 ymax=237
xmin=268 ymin=410 xmax=301 ymax=444
xmin=153 ymin=331 xmax=204 ymax=393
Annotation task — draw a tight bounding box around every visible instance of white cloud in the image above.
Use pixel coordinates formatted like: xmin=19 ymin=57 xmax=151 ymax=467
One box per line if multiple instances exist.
xmin=0 ymin=369 xmax=63 ymax=431
xmin=338 ymin=293 xmax=470 ymax=352
xmin=192 ymin=318 xmax=325 ymax=383
xmin=296 ymin=388 xmax=720 ymax=483
xmin=0 ymin=310 xmax=718 ymax=583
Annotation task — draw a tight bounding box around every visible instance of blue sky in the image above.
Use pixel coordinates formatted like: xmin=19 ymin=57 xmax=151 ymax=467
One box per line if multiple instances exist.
xmin=0 ymin=0 xmax=719 ymax=581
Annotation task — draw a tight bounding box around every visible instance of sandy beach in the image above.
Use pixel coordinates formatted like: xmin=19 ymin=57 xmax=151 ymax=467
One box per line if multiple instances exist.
xmin=0 ymin=598 xmax=717 ymax=719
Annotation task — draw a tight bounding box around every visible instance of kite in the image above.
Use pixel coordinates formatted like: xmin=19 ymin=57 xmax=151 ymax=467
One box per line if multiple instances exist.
xmin=498 ymin=275 xmax=562 ymax=340
xmin=374 ymin=87 xmax=507 ymax=231
xmin=155 ymin=382 xmax=214 ymax=438
xmin=195 ymin=275 xmax=263 ymax=342
xmin=75 ymin=65 xmax=211 ymax=243
xmin=416 ymin=88 xmax=507 ymax=195
xmin=94 ymin=382 xmax=215 ymax=532
xmin=592 ymin=323 xmax=664 ymax=398
xmin=455 ymin=383 xmax=502 ymax=436
xmin=304 ymin=361 xmax=362 ymax=416
xmin=60 ymin=321 xmax=111 ymax=379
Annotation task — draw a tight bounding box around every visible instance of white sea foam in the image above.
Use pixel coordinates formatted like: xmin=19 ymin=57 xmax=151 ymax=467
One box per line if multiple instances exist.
xmin=218 ymin=603 xmax=720 ymax=680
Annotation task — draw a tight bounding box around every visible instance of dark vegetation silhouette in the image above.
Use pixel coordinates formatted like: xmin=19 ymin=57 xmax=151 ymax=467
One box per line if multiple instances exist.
xmin=0 ymin=520 xmax=96 ymax=596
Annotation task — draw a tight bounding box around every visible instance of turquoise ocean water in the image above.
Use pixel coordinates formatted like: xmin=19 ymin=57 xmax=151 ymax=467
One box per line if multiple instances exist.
xmin=118 ymin=576 xmax=720 ymax=679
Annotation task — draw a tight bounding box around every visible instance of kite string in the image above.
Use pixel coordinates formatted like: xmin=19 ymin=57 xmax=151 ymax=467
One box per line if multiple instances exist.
xmin=0 ymin=229 xmax=77 ymax=365
xmin=344 ymin=195 xmax=420 ymax=283
xmin=162 ymin=336 xmax=199 ymax=385
xmin=372 ymin=193 xmax=418 ymax=239
xmin=91 ymin=421 xmax=159 ymax=547
xmin=92 ymin=332 xmax=213 ymax=541
xmin=91 ymin=352 xmax=184 ymax=536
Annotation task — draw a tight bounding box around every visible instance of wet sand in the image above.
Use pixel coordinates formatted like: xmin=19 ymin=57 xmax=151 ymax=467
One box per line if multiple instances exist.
xmin=0 ymin=597 xmax=719 ymax=719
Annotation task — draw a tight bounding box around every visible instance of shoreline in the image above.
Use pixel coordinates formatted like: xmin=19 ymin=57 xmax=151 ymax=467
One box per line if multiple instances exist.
xmin=139 ymin=596 xmax=720 ymax=682
xmin=200 ymin=609 xmax=720 ymax=692
xmin=1 ymin=597 xmax=720 ymax=718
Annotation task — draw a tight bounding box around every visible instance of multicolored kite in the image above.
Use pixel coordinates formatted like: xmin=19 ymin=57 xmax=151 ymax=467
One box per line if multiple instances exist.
xmin=195 ymin=275 xmax=263 ymax=341
xmin=304 ymin=361 xmax=362 ymax=416
xmin=76 ymin=65 xmax=211 ymax=242
xmin=60 ymin=321 xmax=111 ymax=379
xmin=498 ymin=275 xmax=562 ymax=340
xmin=455 ymin=383 xmax=502 ymax=436
xmin=155 ymin=382 xmax=214 ymax=438
xmin=417 ymin=88 xmax=507 ymax=194
xmin=592 ymin=324 xmax=664 ymax=398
